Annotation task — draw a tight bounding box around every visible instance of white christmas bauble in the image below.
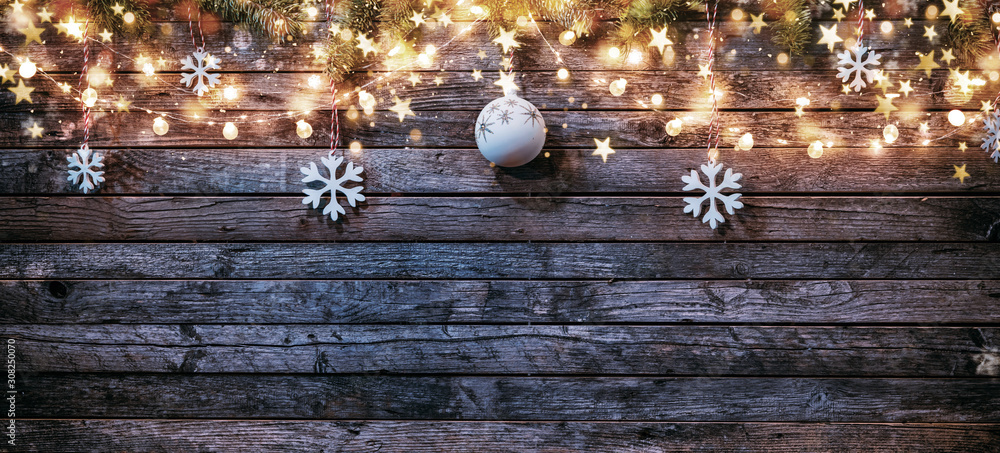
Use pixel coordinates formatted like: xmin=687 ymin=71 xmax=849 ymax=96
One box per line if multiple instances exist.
xmin=475 ymin=95 xmax=546 ymax=167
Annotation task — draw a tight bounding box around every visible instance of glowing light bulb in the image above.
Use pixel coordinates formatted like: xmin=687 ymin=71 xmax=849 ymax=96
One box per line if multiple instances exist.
xmin=993 ymin=12 xmax=1000 ymax=23
xmin=417 ymin=53 xmax=431 ymax=67
xmin=308 ymin=75 xmax=322 ymax=89
xmin=358 ymin=91 xmax=376 ymax=115
xmin=306 ymin=6 xmax=318 ymax=18
xmin=608 ymin=47 xmax=621 ymax=59
xmin=557 ymin=68 xmax=569 ymax=80
xmin=880 ymin=21 xmax=892 ymax=34
xmin=948 ymin=109 xmax=966 ymax=126
xmin=223 ymin=122 xmax=238 ymax=140
xmin=883 ymin=124 xmax=899 ymax=143
xmin=296 ymin=120 xmax=313 ymax=138
xmin=142 ymin=63 xmax=155 ymax=76
xmin=559 ymin=30 xmax=576 ymax=46
xmin=731 ymin=8 xmax=744 ymax=21
xmin=737 ymin=133 xmax=754 ymax=150
xmin=425 ymin=44 xmax=437 ymax=56
xmin=81 ymin=88 xmax=98 ymax=107
xmin=627 ymin=49 xmax=643 ymax=65
xmin=349 ymin=141 xmax=362 ymax=152
xmin=650 ymin=94 xmax=663 ymax=106
xmin=807 ymin=141 xmax=824 ymax=158
xmin=665 ymin=118 xmax=683 ymax=137
xmin=223 ymin=86 xmax=238 ymax=100
xmin=609 ymin=78 xmax=627 ymax=96
xmin=18 ymin=59 xmax=36 ymax=79
xmin=152 ymin=117 xmax=169 ymax=135
xmin=469 ymin=5 xmax=484 ymax=15
xmin=123 ymin=12 xmax=135 ymax=24
xmin=777 ymin=53 xmax=789 ymax=64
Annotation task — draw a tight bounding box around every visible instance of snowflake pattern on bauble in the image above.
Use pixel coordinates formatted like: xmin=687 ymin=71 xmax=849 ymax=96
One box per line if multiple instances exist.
xmin=301 ymin=155 xmax=365 ymax=221
xmin=982 ymin=111 xmax=1000 ymax=162
xmin=180 ymin=50 xmax=221 ymax=96
xmin=836 ymin=44 xmax=881 ymax=92
xmin=681 ymin=161 xmax=744 ymax=230
xmin=67 ymin=144 xmax=104 ymax=194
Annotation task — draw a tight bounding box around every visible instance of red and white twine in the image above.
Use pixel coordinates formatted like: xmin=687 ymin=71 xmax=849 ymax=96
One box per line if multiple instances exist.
xmin=705 ymin=0 xmax=720 ymax=161
xmin=188 ymin=5 xmax=206 ymax=51
xmin=856 ymin=0 xmax=865 ymax=44
xmin=78 ymin=19 xmax=91 ymax=148
xmin=326 ymin=0 xmax=340 ymax=154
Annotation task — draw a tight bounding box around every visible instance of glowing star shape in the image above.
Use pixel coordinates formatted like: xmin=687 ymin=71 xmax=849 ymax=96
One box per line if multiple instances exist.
xmin=300 ymin=154 xmax=365 ymax=221
xmin=864 ymin=9 xmax=875 ymax=20
xmin=477 ymin=50 xmax=487 ymax=60
xmin=697 ymin=64 xmax=712 ymax=79
xmin=941 ymin=48 xmax=956 ymax=65
xmin=836 ymin=44 xmax=881 ymax=92
xmin=58 ymin=82 xmax=71 ymax=93
xmin=0 ymin=64 xmax=13 ymax=84
xmin=941 ymin=0 xmax=964 ymax=23
xmin=592 ymin=137 xmax=615 ymax=163
xmin=898 ymin=80 xmax=913 ymax=96
xmin=179 ymin=50 xmax=221 ymax=96
xmin=57 ymin=17 xmax=85 ymax=41
xmin=389 ymin=96 xmax=414 ymax=122
xmin=37 ymin=7 xmax=54 ymax=22
xmin=749 ymin=13 xmax=767 ymax=33
xmin=494 ymin=70 xmax=519 ymax=95
xmin=958 ymin=142 xmax=968 ymax=152
xmin=903 ymin=18 xmax=913 ymax=28
xmin=817 ymin=24 xmax=842 ymax=52
xmin=408 ymin=72 xmax=421 ymax=86
xmin=953 ymin=164 xmax=970 ymax=183
xmin=982 ymin=101 xmax=993 ymax=112
xmin=111 ymin=3 xmax=125 ymax=15
xmin=115 ymin=95 xmax=131 ymax=112
xmin=98 ymin=29 xmax=113 ymax=42
xmin=682 ymin=161 xmax=744 ymax=230
xmin=8 ymin=79 xmax=34 ymax=104
xmin=493 ymin=28 xmax=521 ymax=53
xmin=952 ymin=69 xmax=973 ymax=94
xmin=874 ymin=95 xmax=898 ymax=119
xmin=9 ymin=0 xmax=24 ymax=13
xmin=27 ymin=122 xmax=43 ymax=138
xmin=67 ymin=145 xmax=105 ymax=194
xmin=915 ymin=51 xmax=940 ymax=76
xmin=648 ymin=27 xmax=673 ymax=54
xmin=356 ymin=34 xmax=377 ymax=57
xmin=471 ymin=69 xmax=483 ymax=81
xmin=923 ymin=25 xmax=937 ymax=42
xmin=437 ymin=12 xmax=453 ymax=27
xmin=873 ymin=70 xmax=892 ymax=93
xmin=409 ymin=11 xmax=426 ymax=27
xmin=832 ymin=8 xmax=845 ymax=22
xmin=919 ymin=122 xmax=930 ymax=133
xmin=19 ymin=21 xmax=44 ymax=45
xmin=982 ymin=111 xmax=1000 ymax=162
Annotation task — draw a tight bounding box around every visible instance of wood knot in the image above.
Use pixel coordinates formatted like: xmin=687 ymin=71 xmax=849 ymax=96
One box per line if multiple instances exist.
xmin=47 ymin=281 xmax=68 ymax=298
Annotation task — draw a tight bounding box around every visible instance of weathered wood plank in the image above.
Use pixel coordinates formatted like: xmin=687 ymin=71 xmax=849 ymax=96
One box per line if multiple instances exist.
xmin=0 ymin=109 xmax=985 ymax=150
xmin=4 ymin=280 xmax=1000 ymax=324
xmin=17 ymin=420 xmax=1000 ymax=452
xmin=0 ymin=70 xmax=976 ymax=113
xmin=2 ymin=196 xmax=999 ymax=242
xmin=1 ymin=147 xmax=994 ymax=195
xmin=1 ymin=20 xmax=982 ymax=72
xmin=8 ymin=325 xmax=1000 ymax=376
xmin=2 ymin=243 xmax=998 ymax=279
xmin=17 ymin=375 xmax=1000 ymax=421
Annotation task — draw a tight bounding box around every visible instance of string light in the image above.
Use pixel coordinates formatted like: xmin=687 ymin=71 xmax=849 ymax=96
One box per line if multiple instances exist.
xmin=223 ymin=122 xmax=238 ymax=140
xmin=559 ymin=30 xmax=576 ymax=46
xmin=18 ymin=58 xmax=36 ymax=79
xmin=296 ymin=119 xmax=313 ymax=138
xmin=152 ymin=117 xmax=169 ymax=135
xmin=557 ymin=68 xmax=569 ymax=80
xmin=808 ymin=141 xmax=824 ymax=158
xmin=81 ymin=88 xmax=98 ymax=107
xmin=883 ymin=124 xmax=899 ymax=143
xmin=665 ymin=118 xmax=683 ymax=136
xmin=737 ymin=133 xmax=754 ymax=150
xmin=948 ymin=109 xmax=966 ymax=126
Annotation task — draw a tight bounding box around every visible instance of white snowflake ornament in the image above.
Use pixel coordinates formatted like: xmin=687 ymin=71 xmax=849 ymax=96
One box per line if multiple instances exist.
xmin=982 ymin=111 xmax=1000 ymax=162
xmin=67 ymin=144 xmax=105 ymax=194
xmin=301 ymin=155 xmax=365 ymax=221
xmin=836 ymin=44 xmax=881 ymax=92
xmin=682 ymin=161 xmax=744 ymax=230
xmin=179 ymin=50 xmax=221 ymax=96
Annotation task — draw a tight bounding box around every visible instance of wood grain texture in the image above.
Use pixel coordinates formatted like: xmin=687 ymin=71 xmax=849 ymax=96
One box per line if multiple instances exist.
xmin=8 ymin=325 xmax=1000 ymax=376
xmin=2 ymin=196 xmax=999 ymax=242
xmin=17 ymin=374 xmax=1000 ymax=421
xmin=16 ymin=420 xmax=1000 ymax=452
xmin=2 ymin=109 xmax=984 ymax=149
xmin=1 ymin=147 xmax=993 ymax=195
xmin=2 ymin=242 xmax=998 ymax=279
xmin=4 ymin=280 xmax=1000 ymax=325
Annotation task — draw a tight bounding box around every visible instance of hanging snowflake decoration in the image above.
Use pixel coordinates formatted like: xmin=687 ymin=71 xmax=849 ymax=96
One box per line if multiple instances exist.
xmin=982 ymin=111 xmax=1000 ymax=162
xmin=179 ymin=50 xmax=221 ymax=96
xmin=301 ymin=155 xmax=365 ymax=221
xmin=836 ymin=44 xmax=881 ymax=92
xmin=681 ymin=161 xmax=744 ymax=230
xmin=67 ymin=144 xmax=105 ymax=194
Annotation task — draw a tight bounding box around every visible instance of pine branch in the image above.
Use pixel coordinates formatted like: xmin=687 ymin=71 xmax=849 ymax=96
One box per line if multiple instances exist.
xmin=764 ymin=0 xmax=812 ymax=56
xmin=85 ymin=0 xmax=151 ymax=36
xmin=322 ymin=0 xmax=379 ymax=81
xmin=197 ymin=0 xmax=306 ymax=40
xmin=613 ymin=0 xmax=700 ymax=51
xmin=377 ymin=0 xmax=419 ymax=46
xmin=946 ymin=0 xmax=993 ymax=65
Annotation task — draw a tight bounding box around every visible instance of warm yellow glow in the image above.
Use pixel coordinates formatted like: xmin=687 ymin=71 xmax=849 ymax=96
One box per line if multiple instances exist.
xmin=731 ymin=8 xmax=744 ymax=21
xmin=665 ymin=118 xmax=683 ymax=136
xmin=807 ymin=141 xmax=824 ymax=158
xmin=608 ymin=47 xmax=621 ymax=59
xmin=18 ymin=59 xmax=36 ymax=79
xmin=993 ymin=12 xmax=1000 ymax=23
xmin=417 ymin=53 xmax=431 ymax=67
xmin=777 ymin=53 xmax=789 ymax=64
xmin=223 ymin=122 xmax=238 ymax=140
xmin=223 ymin=86 xmax=238 ymax=100
xmin=152 ymin=117 xmax=169 ymax=135
xmin=123 ymin=12 xmax=135 ymax=24
xmin=609 ymin=78 xmax=627 ymax=96
xmin=948 ymin=109 xmax=966 ymax=126
xmin=142 ymin=63 xmax=155 ymax=76
xmin=880 ymin=21 xmax=893 ymax=33
xmin=469 ymin=5 xmax=484 ymax=15
xmin=627 ymin=49 xmax=643 ymax=65
xmin=795 ymin=97 xmax=810 ymax=106
xmin=425 ymin=44 xmax=437 ymax=56
xmin=737 ymin=133 xmax=754 ymax=150
xmin=883 ymin=124 xmax=899 ymax=143
xmin=308 ymin=75 xmax=322 ymax=89
xmin=926 ymin=5 xmax=939 ymax=19
xmin=296 ymin=120 xmax=313 ymax=138
xmin=306 ymin=6 xmax=318 ymax=18
xmin=358 ymin=90 xmax=376 ymax=115
xmin=349 ymin=141 xmax=362 ymax=152
xmin=650 ymin=94 xmax=663 ymax=105
xmin=556 ymin=68 xmax=569 ymax=80
xmin=81 ymin=88 xmax=98 ymax=107
xmin=559 ymin=30 xmax=576 ymax=46
xmin=516 ymin=16 xmax=528 ymax=27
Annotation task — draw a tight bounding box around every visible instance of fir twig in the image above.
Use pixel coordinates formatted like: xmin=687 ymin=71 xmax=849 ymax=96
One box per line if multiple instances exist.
xmin=85 ymin=0 xmax=151 ymax=36
xmin=612 ymin=0 xmax=700 ymax=51
xmin=321 ymin=0 xmax=379 ymax=81
xmin=197 ymin=0 xmax=306 ymax=40
xmin=946 ymin=0 xmax=993 ymax=65
xmin=764 ymin=0 xmax=811 ymax=56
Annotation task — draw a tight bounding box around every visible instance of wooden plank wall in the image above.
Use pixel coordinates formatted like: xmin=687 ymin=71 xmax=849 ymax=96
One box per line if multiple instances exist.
xmin=3 ymin=3 xmax=1000 ymax=451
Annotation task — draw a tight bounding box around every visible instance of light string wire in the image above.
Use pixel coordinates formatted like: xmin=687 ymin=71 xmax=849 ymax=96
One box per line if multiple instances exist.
xmin=705 ymin=0 xmax=720 ymax=162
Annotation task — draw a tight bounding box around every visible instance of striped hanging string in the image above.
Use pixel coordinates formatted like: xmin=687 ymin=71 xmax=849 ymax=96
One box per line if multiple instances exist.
xmin=705 ymin=0 xmax=720 ymax=162
xmin=326 ymin=0 xmax=340 ymax=155
xmin=992 ymin=5 xmax=1000 ymax=115
xmin=78 ymin=19 xmax=91 ymax=149
xmin=856 ymin=0 xmax=865 ymax=44
xmin=188 ymin=4 xmax=206 ymax=51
